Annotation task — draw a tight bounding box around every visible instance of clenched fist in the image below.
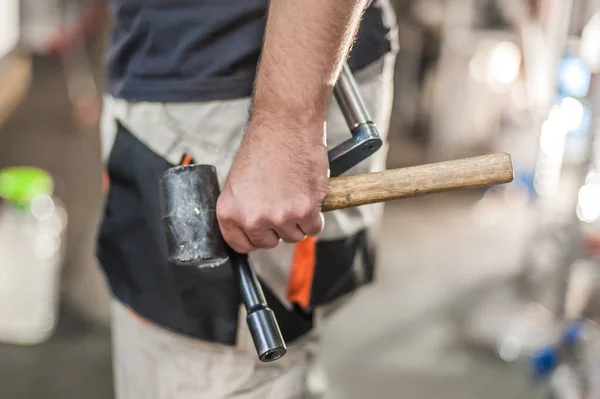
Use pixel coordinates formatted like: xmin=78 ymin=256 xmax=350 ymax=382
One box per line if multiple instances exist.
xmin=216 ymin=116 xmax=329 ymax=253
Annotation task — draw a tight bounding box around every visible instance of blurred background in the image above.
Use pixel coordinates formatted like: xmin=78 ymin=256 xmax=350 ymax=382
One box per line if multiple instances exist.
xmin=2 ymin=0 xmax=600 ymax=398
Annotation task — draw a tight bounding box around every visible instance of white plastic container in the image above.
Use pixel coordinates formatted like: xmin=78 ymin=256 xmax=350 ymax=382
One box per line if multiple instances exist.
xmin=0 ymin=167 xmax=67 ymax=345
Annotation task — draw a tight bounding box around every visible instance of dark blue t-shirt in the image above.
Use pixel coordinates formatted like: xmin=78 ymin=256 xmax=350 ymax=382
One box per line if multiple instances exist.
xmin=107 ymin=0 xmax=396 ymax=102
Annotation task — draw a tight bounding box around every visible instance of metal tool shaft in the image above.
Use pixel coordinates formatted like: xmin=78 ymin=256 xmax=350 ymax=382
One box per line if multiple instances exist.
xmin=334 ymin=63 xmax=373 ymax=130
xmin=237 ymin=255 xmax=268 ymax=312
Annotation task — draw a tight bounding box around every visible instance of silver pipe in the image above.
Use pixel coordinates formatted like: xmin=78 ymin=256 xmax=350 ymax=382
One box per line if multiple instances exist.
xmin=334 ymin=63 xmax=372 ymax=130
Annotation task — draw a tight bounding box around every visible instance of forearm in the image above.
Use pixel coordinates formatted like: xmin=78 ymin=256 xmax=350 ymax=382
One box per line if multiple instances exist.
xmin=252 ymin=0 xmax=368 ymax=129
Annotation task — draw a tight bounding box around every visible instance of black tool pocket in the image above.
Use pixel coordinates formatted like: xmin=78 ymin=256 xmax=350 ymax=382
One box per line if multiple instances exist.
xmin=97 ymin=121 xmax=240 ymax=345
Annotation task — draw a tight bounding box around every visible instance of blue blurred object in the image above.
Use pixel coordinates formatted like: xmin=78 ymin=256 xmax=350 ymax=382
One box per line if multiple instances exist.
xmin=557 ymin=56 xmax=591 ymax=98
xmin=478 ymin=170 xmax=536 ymax=197
xmin=515 ymin=170 xmax=536 ymax=196
xmin=562 ymin=320 xmax=584 ymax=347
xmin=530 ymin=321 xmax=585 ymax=380
xmin=531 ymin=345 xmax=559 ymax=378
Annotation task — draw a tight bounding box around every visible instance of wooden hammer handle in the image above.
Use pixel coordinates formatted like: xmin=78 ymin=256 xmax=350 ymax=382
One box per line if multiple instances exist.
xmin=321 ymin=153 xmax=513 ymax=212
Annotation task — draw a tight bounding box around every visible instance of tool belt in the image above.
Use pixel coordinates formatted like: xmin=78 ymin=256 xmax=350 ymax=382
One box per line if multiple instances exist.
xmin=98 ymin=121 xmax=379 ymax=346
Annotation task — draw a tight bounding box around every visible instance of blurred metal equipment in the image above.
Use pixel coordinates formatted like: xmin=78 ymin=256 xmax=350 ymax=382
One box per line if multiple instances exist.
xmin=425 ymin=0 xmax=530 ymax=162
xmin=463 ymin=0 xmax=600 ymax=373
xmin=18 ymin=0 xmax=103 ymax=130
xmin=19 ymin=0 xmax=64 ymax=52
xmin=18 ymin=0 xmax=90 ymax=52
xmin=59 ymin=36 xmax=101 ymax=130
xmin=57 ymin=0 xmax=102 ymax=130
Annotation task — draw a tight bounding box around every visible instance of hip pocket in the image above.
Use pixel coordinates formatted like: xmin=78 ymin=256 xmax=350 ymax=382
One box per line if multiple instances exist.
xmin=97 ymin=122 xmax=241 ymax=344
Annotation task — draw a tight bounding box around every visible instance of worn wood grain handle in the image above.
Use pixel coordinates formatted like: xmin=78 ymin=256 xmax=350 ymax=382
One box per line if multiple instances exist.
xmin=321 ymin=153 xmax=513 ymax=212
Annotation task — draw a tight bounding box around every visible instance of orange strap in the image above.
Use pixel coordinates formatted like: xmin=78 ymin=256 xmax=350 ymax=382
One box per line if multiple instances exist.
xmin=102 ymin=170 xmax=110 ymax=193
xmin=180 ymin=153 xmax=193 ymax=166
xmin=286 ymin=237 xmax=317 ymax=309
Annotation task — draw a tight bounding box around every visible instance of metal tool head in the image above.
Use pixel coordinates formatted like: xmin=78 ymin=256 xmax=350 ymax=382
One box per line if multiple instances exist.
xmin=329 ymin=63 xmax=382 ymax=177
xmin=327 ymin=122 xmax=382 ymax=177
xmin=160 ymin=164 xmax=229 ymax=267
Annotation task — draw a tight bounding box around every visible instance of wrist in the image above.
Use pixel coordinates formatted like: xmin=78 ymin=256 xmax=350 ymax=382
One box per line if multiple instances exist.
xmin=251 ymin=90 xmax=330 ymax=128
xmin=251 ymin=61 xmax=334 ymax=130
xmin=246 ymin=111 xmax=327 ymax=148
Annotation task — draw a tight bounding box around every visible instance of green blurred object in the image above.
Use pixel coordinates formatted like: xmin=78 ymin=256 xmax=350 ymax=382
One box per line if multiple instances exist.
xmin=0 ymin=167 xmax=54 ymax=209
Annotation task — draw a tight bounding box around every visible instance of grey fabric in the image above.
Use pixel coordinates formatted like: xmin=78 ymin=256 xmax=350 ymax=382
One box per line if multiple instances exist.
xmin=112 ymin=300 xmax=318 ymax=399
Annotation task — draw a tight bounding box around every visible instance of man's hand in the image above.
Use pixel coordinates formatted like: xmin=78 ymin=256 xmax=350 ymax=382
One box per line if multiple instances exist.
xmin=216 ymin=0 xmax=368 ymax=253
xmin=217 ymin=117 xmax=328 ymax=253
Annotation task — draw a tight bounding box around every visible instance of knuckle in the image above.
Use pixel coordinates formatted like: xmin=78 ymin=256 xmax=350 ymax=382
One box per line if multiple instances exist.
xmin=295 ymin=205 xmax=317 ymax=221
xmin=216 ymin=211 xmax=232 ymax=225
xmin=244 ymin=216 xmax=265 ymax=232
xmin=294 ymin=197 xmax=318 ymax=220
xmin=216 ymin=199 xmax=233 ymax=222
xmin=305 ymin=217 xmax=325 ymax=237
xmin=270 ymin=209 xmax=290 ymax=227
xmin=306 ymin=226 xmax=323 ymax=237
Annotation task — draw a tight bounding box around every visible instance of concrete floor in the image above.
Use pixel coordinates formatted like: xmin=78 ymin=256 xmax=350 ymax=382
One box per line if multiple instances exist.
xmin=319 ymin=195 xmax=547 ymax=399
xmin=0 ymin=55 xmax=550 ymax=398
